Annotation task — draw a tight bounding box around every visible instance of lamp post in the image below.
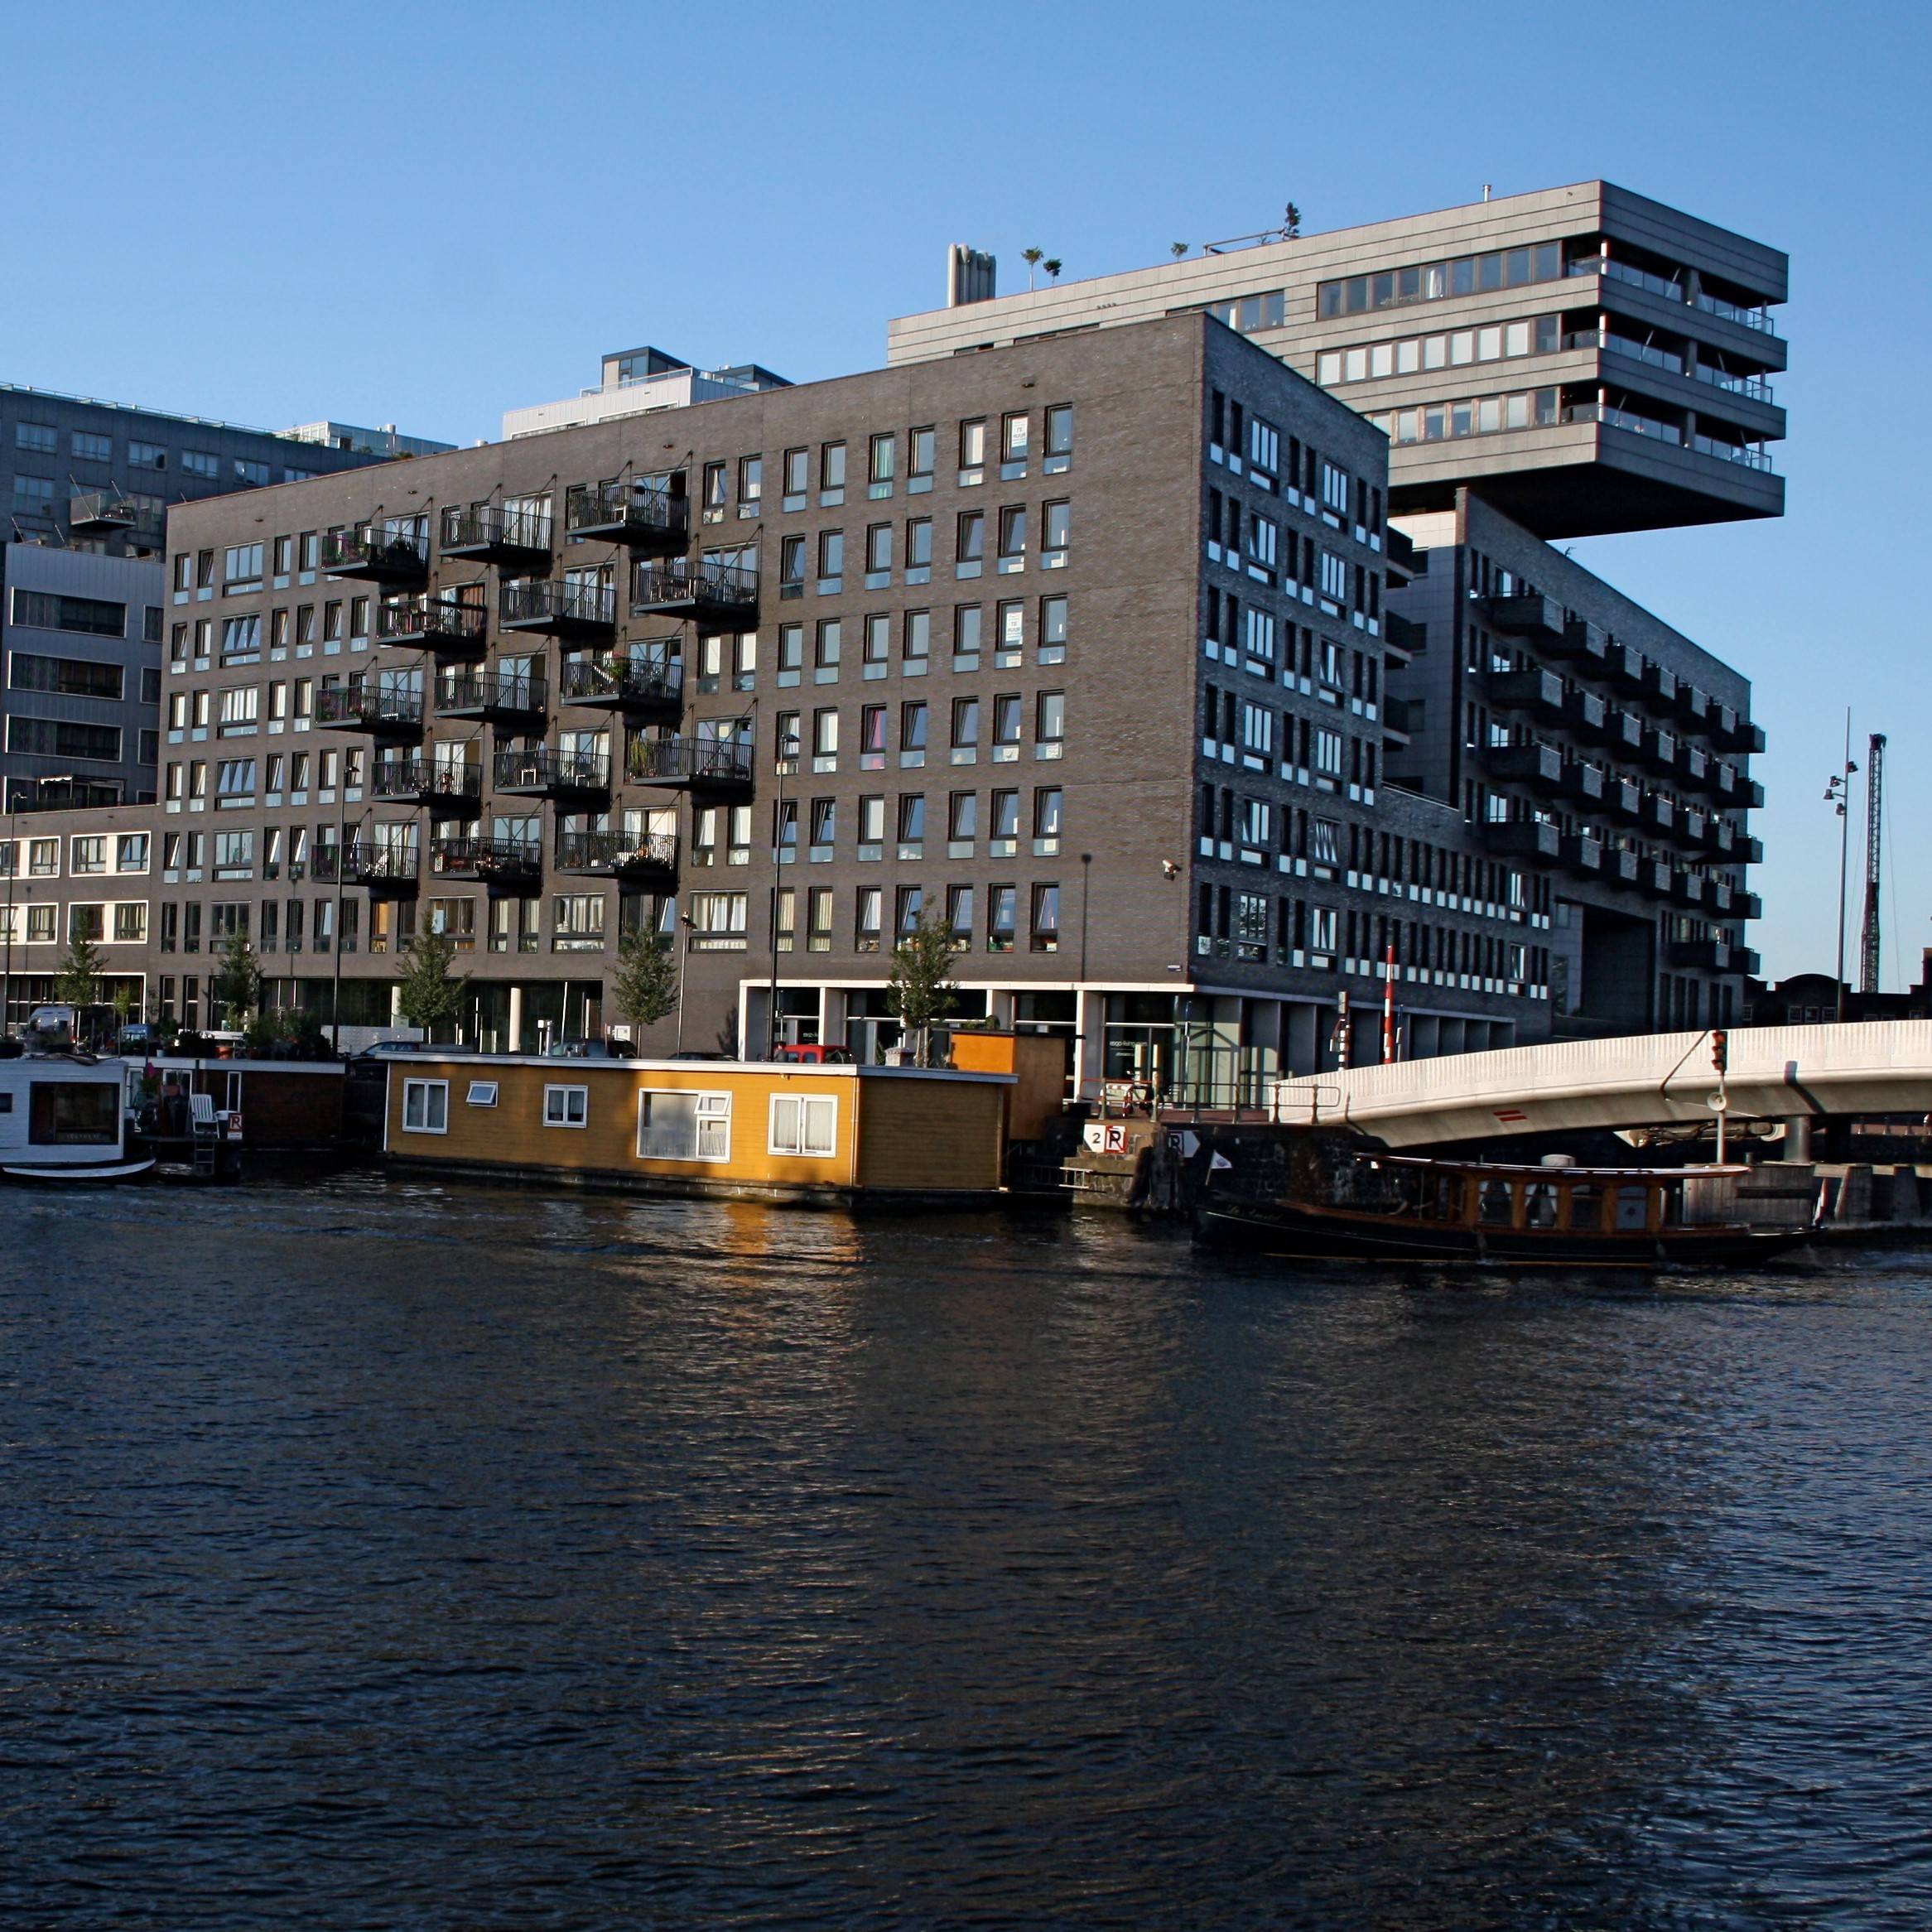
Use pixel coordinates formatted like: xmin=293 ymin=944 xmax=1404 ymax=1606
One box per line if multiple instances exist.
xmin=673 ymin=908 xmax=696 ymax=1055
xmin=331 ymin=806 xmax=371 ymax=1053
xmin=765 ymin=725 xmax=798 ymax=1059
xmin=2 ymin=795 xmax=17 ymax=1036
xmin=1825 ymin=713 xmax=1857 ymax=1024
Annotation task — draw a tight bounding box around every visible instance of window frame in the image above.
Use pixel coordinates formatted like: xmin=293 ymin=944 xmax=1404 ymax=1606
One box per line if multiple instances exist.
xmin=768 ymin=1091 xmax=840 ymax=1160
xmin=542 ymin=1083 xmax=590 ymax=1130
xmin=402 ymin=1077 xmax=449 ymax=1135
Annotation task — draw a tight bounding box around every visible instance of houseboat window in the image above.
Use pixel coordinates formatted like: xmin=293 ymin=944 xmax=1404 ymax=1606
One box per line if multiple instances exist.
xmin=544 ymin=1085 xmax=589 ymax=1129
xmin=402 ymin=1078 xmax=448 ymax=1135
xmin=465 ymin=1082 xmax=499 ymax=1108
xmin=1477 ymin=1178 xmax=1514 ymax=1226
xmin=769 ymin=1092 xmax=838 ymax=1159
xmin=1614 ymin=1185 xmax=1650 ymax=1231
xmin=28 ymin=1082 xmax=118 ymax=1145
xmin=1566 ymin=1183 xmax=1604 ymax=1231
xmin=1524 ymin=1183 xmax=1559 ymax=1230
xmin=636 ymin=1090 xmax=730 ymax=1163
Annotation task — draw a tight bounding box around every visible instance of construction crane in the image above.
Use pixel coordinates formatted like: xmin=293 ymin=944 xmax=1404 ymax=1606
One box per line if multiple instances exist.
xmin=1860 ymin=732 xmax=1886 ymax=995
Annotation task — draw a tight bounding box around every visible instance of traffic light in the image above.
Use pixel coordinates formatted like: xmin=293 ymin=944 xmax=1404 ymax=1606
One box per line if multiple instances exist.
xmin=1711 ymin=1029 xmax=1728 ymax=1074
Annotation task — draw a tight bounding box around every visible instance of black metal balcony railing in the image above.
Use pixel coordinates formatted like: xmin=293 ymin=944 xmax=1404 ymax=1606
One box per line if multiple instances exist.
xmin=555 ymin=830 xmax=679 ymax=876
xmin=436 ymin=669 xmax=548 ymax=722
xmin=431 ymin=837 xmax=543 ymax=889
xmin=344 ymin=838 xmax=421 ymax=890
xmin=499 ymin=576 xmax=617 ymax=634
xmin=372 ymin=759 xmax=483 ymax=812
xmin=564 ymin=480 xmax=690 ymax=551
xmin=323 ymin=520 xmax=431 ymax=581
xmin=559 ymin=650 xmax=684 ymax=711
xmin=314 ymin=682 xmax=425 ymax=737
xmin=440 ymin=502 xmax=554 ymax=567
xmin=377 ymin=593 xmax=489 ymax=654
xmin=492 ymin=747 xmax=612 ymax=796
xmin=626 ymin=735 xmax=754 ymax=788
xmin=631 ymin=558 xmax=759 ymax=619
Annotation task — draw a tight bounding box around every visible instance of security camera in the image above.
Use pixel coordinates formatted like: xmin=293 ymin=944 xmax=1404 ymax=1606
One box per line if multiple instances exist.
xmin=1161 ymin=860 xmax=1179 ymax=879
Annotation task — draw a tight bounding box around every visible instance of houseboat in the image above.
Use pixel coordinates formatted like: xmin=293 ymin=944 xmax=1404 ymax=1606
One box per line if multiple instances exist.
xmin=380 ymin=1052 xmax=1019 ymax=1205
xmin=0 ymin=1052 xmax=152 ymax=1181
xmin=1197 ymin=1135 xmax=1815 ymax=1266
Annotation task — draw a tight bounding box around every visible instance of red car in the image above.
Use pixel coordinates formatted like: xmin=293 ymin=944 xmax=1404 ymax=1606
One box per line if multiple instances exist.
xmin=773 ymin=1043 xmax=855 ymax=1064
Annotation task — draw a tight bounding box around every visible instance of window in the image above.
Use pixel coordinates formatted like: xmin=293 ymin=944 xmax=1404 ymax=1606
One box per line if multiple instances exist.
xmin=113 ymin=903 xmax=147 ymax=942
xmin=816 ymin=618 xmax=842 ymax=674
xmin=1033 ymin=787 xmax=1063 ymax=846
xmin=903 ymin=609 xmax=931 ymax=667
xmin=946 ymin=884 xmax=974 ymax=944
xmin=769 ymin=1093 xmax=839 ymax=1159
xmin=855 ymin=885 xmax=884 ymax=951
xmin=901 ymin=699 xmax=927 ymax=762
xmin=1031 ymin=882 xmax=1061 ymax=951
xmin=131 ymin=439 xmax=166 ymax=469
xmin=955 ymin=604 xmax=984 ymax=662
xmin=869 ymin=433 xmax=897 ymax=489
xmin=956 ymin=509 xmax=985 ymax=573
xmin=70 ymin=835 xmax=107 ymax=875
xmin=860 ymin=704 xmax=887 ymax=768
xmin=782 ymin=447 xmax=808 ymax=503
xmin=181 ymin=450 xmax=220 ymax=479
xmin=812 ymin=707 xmax=839 ymax=768
xmin=541 ymin=1084 xmax=588 ymax=1129
xmin=116 ymin=833 xmax=149 ymax=872
xmin=992 ymin=692 xmax=1023 ymax=756
xmin=817 ymin=529 xmax=844 ymax=585
xmin=6 ymin=718 xmax=121 ymax=763
xmin=807 ymin=886 xmax=833 ymax=952
xmin=224 ymin=542 xmax=264 ymax=587
xmin=9 ymin=590 xmax=126 ymax=637
xmin=15 ymin=422 xmax=56 ymax=453
xmin=908 ymin=426 xmax=936 ymax=484
xmin=689 ymin=891 xmax=748 ymax=950
xmin=552 ymin=893 xmax=605 ymax=952
xmin=959 ymin=418 xmax=987 ymax=476
xmin=1036 ymin=690 xmax=1065 ymax=756
xmin=896 ymin=884 xmax=924 ymax=935
xmin=739 ymin=453 xmax=762 ymax=508
xmin=997 ymin=504 xmax=1028 ymax=567
xmin=865 ymin=523 xmax=893 ymax=578
xmin=863 ymin=614 xmax=890 ymax=669
xmin=466 ymin=1082 xmax=499 ymax=1108
xmin=1041 ymin=499 xmax=1070 ymax=564
xmin=989 ymin=883 xmax=1018 ymax=951
xmin=1000 ymin=412 xmax=1029 ymax=471
xmin=402 ymin=1078 xmax=449 ymax=1134
xmin=8 ymin=653 xmax=123 ymax=699
xmin=1043 ymin=404 xmax=1073 ymax=470
xmin=820 ymin=441 xmax=846 ymax=498
xmin=638 ymin=1089 xmax=731 ymax=1162
xmin=69 ymin=904 xmax=105 ymax=944
xmin=951 ymin=696 xmax=980 ymax=759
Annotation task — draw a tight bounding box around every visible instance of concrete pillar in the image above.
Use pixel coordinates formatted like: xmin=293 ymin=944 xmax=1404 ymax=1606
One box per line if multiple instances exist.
xmin=1783 ymin=1114 xmax=1811 ymax=1161
xmin=508 ymin=985 xmax=524 ymax=1055
xmin=1835 ymin=1164 xmax=1874 ymax=1225
xmin=1285 ymin=1000 xmax=1321 ymax=1076
xmin=1073 ymin=987 xmax=1106 ymax=1103
xmin=1891 ymin=1165 xmax=1922 ymax=1223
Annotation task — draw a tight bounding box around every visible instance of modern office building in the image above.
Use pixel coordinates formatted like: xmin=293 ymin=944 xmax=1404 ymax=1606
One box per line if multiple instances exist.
xmin=0 ymin=383 xmax=449 ymax=813
xmin=889 ymin=181 xmax=1786 ymax=539
xmin=154 ymin=312 xmax=1599 ymax=1090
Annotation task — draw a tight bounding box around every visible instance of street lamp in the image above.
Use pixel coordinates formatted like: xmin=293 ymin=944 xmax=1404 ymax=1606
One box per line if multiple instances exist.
xmin=1824 ymin=714 xmax=1857 ymax=1024
xmin=672 ymin=908 xmax=696 ymax=1055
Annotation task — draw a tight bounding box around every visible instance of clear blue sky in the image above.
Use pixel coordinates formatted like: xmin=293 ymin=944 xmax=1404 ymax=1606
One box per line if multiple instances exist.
xmin=3 ymin=1 xmax=1923 ymax=986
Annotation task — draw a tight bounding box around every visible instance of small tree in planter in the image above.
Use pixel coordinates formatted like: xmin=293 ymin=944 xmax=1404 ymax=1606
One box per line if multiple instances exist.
xmin=55 ymin=932 xmax=103 ymax=1010
xmin=395 ymin=928 xmax=469 ymax=1044
xmin=210 ymin=929 xmax=262 ymax=1029
xmin=610 ymin=927 xmax=679 ymax=1039
xmin=886 ymin=910 xmax=960 ymax=1067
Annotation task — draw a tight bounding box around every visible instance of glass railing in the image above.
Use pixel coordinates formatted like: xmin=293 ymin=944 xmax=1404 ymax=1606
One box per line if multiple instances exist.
xmin=1565 ymin=402 xmax=1682 ymax=446
xmin=1693 ymin=364 xmax=1775 ymax=402
xmin=1568 ymin=257 xmax=1683 ymax=303
xmin=1567 ymin=329 xmax=1684 ymax=375
xmin=1696 ymin=289 xmax=1777 ymax=335
xmin=1689 ymin=435 xmax=1775 ymax=472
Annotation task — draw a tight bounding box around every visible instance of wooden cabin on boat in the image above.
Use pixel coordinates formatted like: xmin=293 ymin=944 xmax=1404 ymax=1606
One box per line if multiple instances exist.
xmin=381 ymin=1054 xmax=1014 ymax=1204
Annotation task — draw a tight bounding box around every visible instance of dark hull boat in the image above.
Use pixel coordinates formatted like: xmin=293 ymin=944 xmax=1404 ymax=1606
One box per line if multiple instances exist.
xmin=1197 ymin=1136 xmax=1814 ymax=1268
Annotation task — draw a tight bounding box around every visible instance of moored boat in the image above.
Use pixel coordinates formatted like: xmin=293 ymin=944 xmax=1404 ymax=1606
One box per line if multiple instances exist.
xmin=0 ymin=1051 xmax=154 ymax=1182
xmin=1197 ymin=1135 xmax=1814 ymax=1266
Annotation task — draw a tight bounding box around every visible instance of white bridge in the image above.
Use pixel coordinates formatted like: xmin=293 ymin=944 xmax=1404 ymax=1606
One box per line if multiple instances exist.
xmin=1268 ymin=1021 xmax=1932 ymax=1148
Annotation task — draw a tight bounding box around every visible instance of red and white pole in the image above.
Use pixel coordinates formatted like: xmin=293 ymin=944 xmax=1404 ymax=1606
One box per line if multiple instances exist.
xmin=1382 ymin=942 xmax=1398 ymax=1062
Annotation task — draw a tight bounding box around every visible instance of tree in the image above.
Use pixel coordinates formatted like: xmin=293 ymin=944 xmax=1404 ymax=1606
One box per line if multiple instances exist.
xmin=210 ymin=929 xmax=261 ymax=1028
xmin=1282 ymin=202 xmax=1303 ymax=238
xmin=610 ymin=927 xmax=679 ymax=1034
xmin=1022 ymin=246 xmax=1043 ymax=290
xmin=1043 ymin=258 xmax=1063 ymax=282
xmin=55 ymin=932 xmax=102 ymax=1009
xmin=1170 ymin=243 xmax=1189 ymax=260
xmin=395 ymin=928 xmax=469 ymax=1043
xmin=886 ymin=910 xmax=960 ymax=1067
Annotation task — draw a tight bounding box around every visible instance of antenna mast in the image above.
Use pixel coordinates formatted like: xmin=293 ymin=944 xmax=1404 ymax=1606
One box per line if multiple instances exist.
xmin=1859 ymin=732 xmax=1886 ymax=995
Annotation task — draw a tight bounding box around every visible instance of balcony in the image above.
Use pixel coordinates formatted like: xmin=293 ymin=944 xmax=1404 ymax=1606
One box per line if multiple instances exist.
xmin=1606 ymin=709 xmax=1644 ymax=756
xmin=1642 ymin=661 xmax=1678 ymax=710
xmin=430 ymin=837 xmax=543 ymax=894
xmin=1607 ymin=778 xmax=1643 ymax=821
xmin=1566 ymin=687 xmax=1607 ymax=736
xmin=314 ymin=682 xmax=424 ymax=742
xmin=1712 ymin=710 xmax=1766 ymax=755
xmin=1482 ymin=818 xmax=1561 ymax=861
xmin=1673 ymin=871 xmax=1708 ymax=908
xmin=440 ymin=502 xmax=554 ymax=572
xmin=378 ymin=592 xmax=489 ymax=659
xmin=1483 ymin=741 xmax=1563 ymax=793
xmin=323 ymin=519 xmax=431 ymax=584
xmin=1549 ymin=617 xmax=1608 ymax=668
xmin=565 ymin=479 xmax=689 ymax=553
xmin=1385 ymin=528 xmax=1419 ymax=577
xmin=1382 ymin=610 xmax=1425 ymax=653
xmin=560 ymin=649 xmax=684 ymax=715
xmin=1642 ymin=793 xmax=1675 ymax=836
xmin=627 ymin=735 xmax=754 ymax=791
xmin=436 ymin=668 xmax=547 ymax=729
xmin=1607 ymin=643 xmax=1647 ymax=692
xmin=555 ymin=829 xmax=678 ymax=880
xmin=1559 ymin=832 xmax=1602 ymax=875
xmin=1561 ymin=759 xmax=1604 ymax=806
xmin=1489 ymin=668 xmax=1565 ymax=722
xmin=631 ymin=558 xmax=759 ymax=624
xmin=372 ymin=758 xmax=484 ymax=818
xmin=1642 ymin=727 xmax=1679 ymax=774
xmin=68 ymin=490 xmax=141 ymax=534
xmin=344 ymin=838 xmax=420 ymax=895
xmin=1737 ymin=836 xmax=1765 ymax=867
xmin=1604 ymin=847 xmax=1642 ymax=888
xmin=1669 ymin=937 xmax=1755 ymax=974
xmin=499 ymin=576 xmax=617 ymax=639
xmin=1736 ymin=890 xmax=1764 ymax=921
xmin=1677 ymin=743 xmax=1708 ymax=788
xmin=492 ymin=746 xmax=611 ymax=802
xmin=1675 ymin=682 xmax=1710 ymax=730
xmin=1472 ymin=593 xmax=1566 ymax=642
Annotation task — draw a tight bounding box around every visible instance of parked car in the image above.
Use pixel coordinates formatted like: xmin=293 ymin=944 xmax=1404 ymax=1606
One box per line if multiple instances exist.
xmin=546 ymin=1038 xmax=630 ymax=1059
xmin=774 ymin=1042 xmax=855 ymax=1064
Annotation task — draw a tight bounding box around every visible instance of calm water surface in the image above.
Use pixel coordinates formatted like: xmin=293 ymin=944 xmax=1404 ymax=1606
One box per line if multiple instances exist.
xmin=3 ymin=1176 xmax=1930 ymax=1928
